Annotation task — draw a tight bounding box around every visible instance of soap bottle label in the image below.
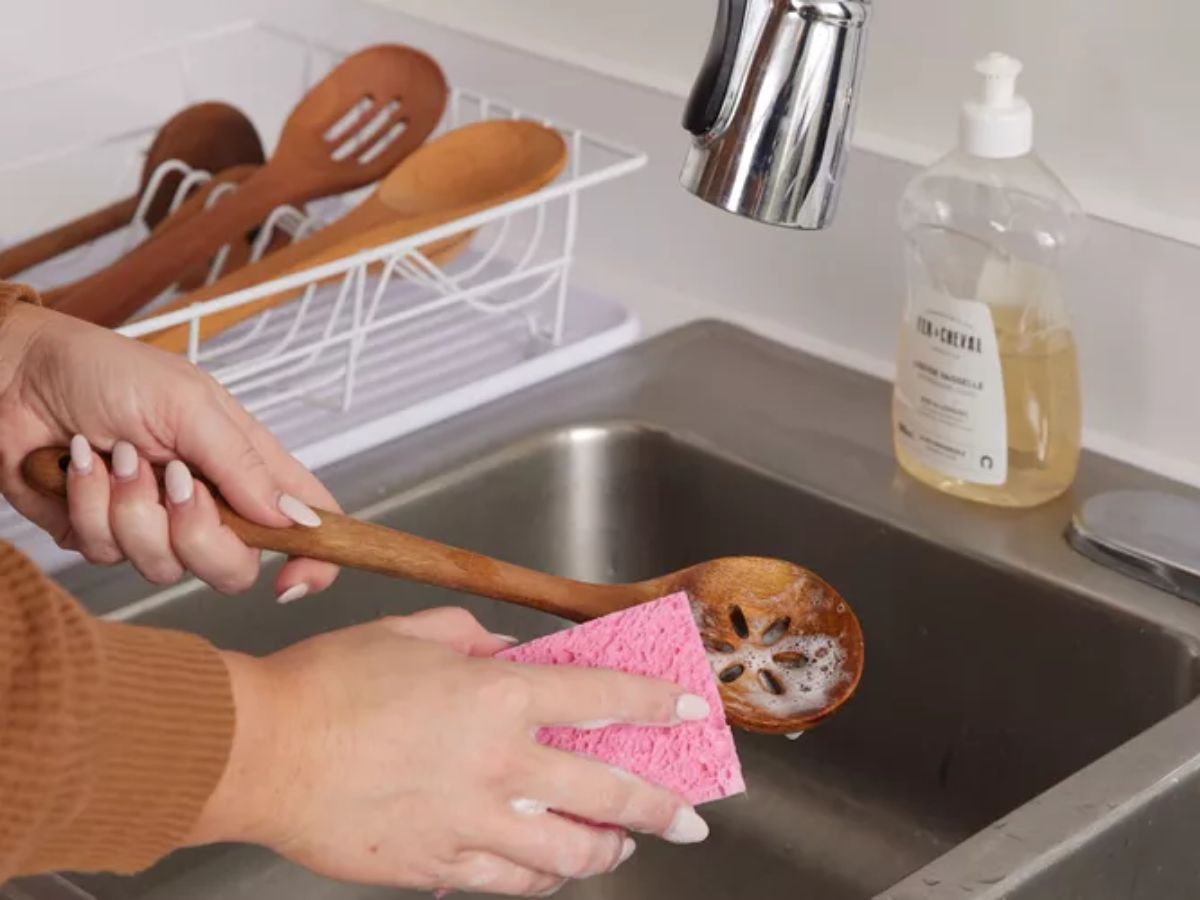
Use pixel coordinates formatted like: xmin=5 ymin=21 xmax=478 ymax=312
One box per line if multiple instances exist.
xmin=894 ymin=292 xmax=1007 ymax=485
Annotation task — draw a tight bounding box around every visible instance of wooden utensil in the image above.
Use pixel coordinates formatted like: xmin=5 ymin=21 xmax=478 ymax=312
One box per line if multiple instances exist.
xmin=0 ymin=102 xmax=264 ymax=279
xmin=42 ymin=164 xmax=265 ymax=307
xmin=22 ymin=446 xmax=864 ymax=735
xmin=138 ymin=119 xmax=568 ymax=354
xmin=52 ymin=45 xmax=449 ymax=328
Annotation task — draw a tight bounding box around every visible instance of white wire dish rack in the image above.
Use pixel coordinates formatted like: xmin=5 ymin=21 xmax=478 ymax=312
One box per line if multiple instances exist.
xmin=0 ymin=21 xmax=646 ymax=572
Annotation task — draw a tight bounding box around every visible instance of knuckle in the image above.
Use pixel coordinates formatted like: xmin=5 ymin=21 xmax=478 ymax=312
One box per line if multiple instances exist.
xmin=82 ymin=543 xmax=123 ymax=566
xmin=477 ymin=672 xmax=535 ymax=720
xmin=639 ymin=791 xmax=680 ymax=833
xmin=211 ymin=564 xmax=258 ymax=595
xmin=560 ymin=833 xmax=611 ymax=878
xmin=142 ymin=561 xmax=184 ymax=586
xmin=427 ymin=606 xmax=480 ymax=631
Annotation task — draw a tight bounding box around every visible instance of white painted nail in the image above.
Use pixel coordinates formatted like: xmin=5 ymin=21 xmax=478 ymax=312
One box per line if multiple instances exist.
xmin=69 ymin=435 xmax=93 ymax=475
xmin=510 ymin=797 xmax=548 ymax=816
xmin=276 ymin=583 xmax=309 ymax=605
xmin=676 ymin=694 xmax=711 ymax=722
xmin=164 ymin=460 xmax=193 ymax=505
xmin=111 ymin=441 xmax=138 ymax=481
xmin=664 ymin=807 xmax=709 ymax=844
xmin=278 ymin=493 xmax=320 ymax=527
xmin=574 ymin=719 xmax=617 ymax=731
xmin=617 ymin=837 xmax=636 ymax=866
xmin=491 ymin=633 xmax=520 ymax=645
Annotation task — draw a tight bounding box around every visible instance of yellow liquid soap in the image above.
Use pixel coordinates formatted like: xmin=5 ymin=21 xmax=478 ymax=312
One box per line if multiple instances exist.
xmin=895 ymin=305 xmax=1081 ymax=508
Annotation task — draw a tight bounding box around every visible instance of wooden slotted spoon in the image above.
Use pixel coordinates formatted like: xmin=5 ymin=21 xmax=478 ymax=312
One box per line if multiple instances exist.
xmin=23 ymin=447 xmax=864 ymax=735
xmin=136 ymin=119 xmax=568 ymax=354
xmin=51 ymin=45 xmax=448 ymax=328
xmin=0 ymin=102 xmax=264 ymax=279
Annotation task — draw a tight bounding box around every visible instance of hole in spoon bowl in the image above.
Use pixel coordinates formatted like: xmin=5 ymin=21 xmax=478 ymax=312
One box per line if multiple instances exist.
xmin=758 ymin=669 xmax=786 ymax=695
xmin=729 ymin=605 xmax=750 ymax=639
xmin=761 ymin=616 xmax=791 ymax=646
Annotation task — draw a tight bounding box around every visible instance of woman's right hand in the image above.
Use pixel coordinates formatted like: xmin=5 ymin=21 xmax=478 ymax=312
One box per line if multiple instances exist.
xmin=192 ymin=608 xmax=712 ymax=897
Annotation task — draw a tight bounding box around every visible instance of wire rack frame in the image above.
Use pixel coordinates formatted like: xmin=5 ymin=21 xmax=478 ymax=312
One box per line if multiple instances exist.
xmin=0 ymin=20 xmax=648 ymax=570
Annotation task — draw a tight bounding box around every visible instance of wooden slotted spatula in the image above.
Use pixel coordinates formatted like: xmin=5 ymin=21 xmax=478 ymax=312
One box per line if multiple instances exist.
xmin=0 ymin=102 xmax=264 ymax=279
xmin=51 ymin=45 xmax=448 ymax=328
xmin=22 ymin=446 xmax=865 ymax=735
xmin=136 ymin=119 xmax=568 ymax=354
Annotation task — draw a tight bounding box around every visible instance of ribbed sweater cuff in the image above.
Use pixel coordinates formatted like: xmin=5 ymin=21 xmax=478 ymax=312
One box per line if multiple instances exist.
xmin=28 ymin=621 xmax=235 ymax=875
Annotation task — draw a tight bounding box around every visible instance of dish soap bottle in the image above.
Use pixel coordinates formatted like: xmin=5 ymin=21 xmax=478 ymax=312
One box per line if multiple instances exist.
xmin=892 ymin=52 xmax=1086 ymax=508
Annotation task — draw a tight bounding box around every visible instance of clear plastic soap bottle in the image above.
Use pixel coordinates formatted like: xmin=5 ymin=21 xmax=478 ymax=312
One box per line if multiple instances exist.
xmin=892 ymin=52 xmax=1086 ymax=508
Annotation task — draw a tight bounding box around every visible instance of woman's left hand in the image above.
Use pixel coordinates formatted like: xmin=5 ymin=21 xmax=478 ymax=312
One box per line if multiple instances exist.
xmin=0 ymin=300 xmax=340 ymax=599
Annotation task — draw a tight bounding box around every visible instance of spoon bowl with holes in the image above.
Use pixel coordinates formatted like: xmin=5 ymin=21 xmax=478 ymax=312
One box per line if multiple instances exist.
xmin=23 ymin=448 xmax=864 ymax=735
xmin=52 ymin=43 xmax=449 ymax=328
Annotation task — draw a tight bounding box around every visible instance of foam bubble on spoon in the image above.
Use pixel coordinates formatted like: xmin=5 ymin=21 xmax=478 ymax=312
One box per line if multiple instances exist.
xmin=708 ymin=633 xmax=850 ymax=718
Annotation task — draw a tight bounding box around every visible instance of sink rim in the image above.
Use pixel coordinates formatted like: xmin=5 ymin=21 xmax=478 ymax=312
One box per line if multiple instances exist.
xmin=49 ymin=321 xmax=1200 ymax=898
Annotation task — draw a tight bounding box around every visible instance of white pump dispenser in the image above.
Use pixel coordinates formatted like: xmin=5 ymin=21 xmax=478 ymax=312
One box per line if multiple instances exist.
xmin=960 ymin=52 xmax=1033 ymax=159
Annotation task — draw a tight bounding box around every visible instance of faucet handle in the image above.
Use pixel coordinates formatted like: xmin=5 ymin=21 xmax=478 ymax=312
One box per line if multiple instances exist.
xmin=1067 ymin=490 xmax=1200 ymax=604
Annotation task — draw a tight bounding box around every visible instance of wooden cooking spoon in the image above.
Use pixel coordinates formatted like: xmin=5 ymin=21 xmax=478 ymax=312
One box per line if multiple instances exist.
xmin=42 ymin=164 xmax=266 ymax=307
xmin=22 ymin=447 xmax=864 ymax=735
xmin=52 ymin=45 xmax=448 ymax=328
xmin=0 ymin=102 xmax=263 ymax=279
xmin=137 ymin=119 xmax=568 ymax=354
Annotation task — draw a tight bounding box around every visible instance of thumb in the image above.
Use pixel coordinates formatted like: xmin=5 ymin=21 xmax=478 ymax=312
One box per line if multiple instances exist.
xmin=173 ymin=405 xmax=319 ymax=530
xmin=381 ymin=607 xmax=517 ymax=657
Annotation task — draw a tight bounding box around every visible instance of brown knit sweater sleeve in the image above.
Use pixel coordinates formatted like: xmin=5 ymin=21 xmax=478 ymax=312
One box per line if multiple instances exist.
xmin=0 ymin=540 xmax=234 ymax=880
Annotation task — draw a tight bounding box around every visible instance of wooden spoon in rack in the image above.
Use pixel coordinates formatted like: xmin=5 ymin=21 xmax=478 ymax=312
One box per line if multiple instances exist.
xmin=23 ymin=447 xmax=864 ymax=735
xmin=136 ymin=119 xmax=568 ymax=354
xmin=41 ymin=164 xmax=268 ymax=307
xmin=51 ymin=44 xmax=448 ymax=328
xmin=0 ymin=102 xmax=264 ymax=280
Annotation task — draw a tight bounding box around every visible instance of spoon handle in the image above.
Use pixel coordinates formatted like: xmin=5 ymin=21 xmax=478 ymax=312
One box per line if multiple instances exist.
xmin=21 ymin=446 xmax=638 ymax=621
xmin=0 ymin=194 xmax=138 ymax=280
xmin=51 ymin=167 xmax=291 ymax=327
xmin=134 ymin=201 xmax=472 ymax=354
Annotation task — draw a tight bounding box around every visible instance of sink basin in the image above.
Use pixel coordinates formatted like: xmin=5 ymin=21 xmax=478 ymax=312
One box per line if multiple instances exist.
xmin=21 ymin=323 xmax=1200 ymax=899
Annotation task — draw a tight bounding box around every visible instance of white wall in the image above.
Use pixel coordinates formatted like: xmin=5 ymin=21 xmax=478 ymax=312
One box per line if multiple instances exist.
xmin=0 ymin=1 xmax=1195 ymax=488
xmin=377 ymin=0 xmax=1200 ymax=248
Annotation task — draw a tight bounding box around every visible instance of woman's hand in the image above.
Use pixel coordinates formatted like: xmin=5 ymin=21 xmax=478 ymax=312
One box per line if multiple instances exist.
xmin=193 ymin=608 xmax=712 ymax=897
xmin=0 ymin=300 xmax=338 ymax=599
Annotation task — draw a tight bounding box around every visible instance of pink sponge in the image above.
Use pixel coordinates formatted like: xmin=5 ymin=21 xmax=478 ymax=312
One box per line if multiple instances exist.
xmin=499 ymin=592 xmax=745 ymax=806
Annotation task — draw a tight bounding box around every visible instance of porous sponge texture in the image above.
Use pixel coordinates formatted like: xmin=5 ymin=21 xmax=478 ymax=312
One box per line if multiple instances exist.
xmin=499 ymin=592 xmax=745 ymax=805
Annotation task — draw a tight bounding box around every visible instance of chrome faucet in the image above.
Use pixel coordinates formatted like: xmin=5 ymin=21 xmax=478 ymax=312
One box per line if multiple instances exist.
xmin=680 ymin=0 xmax=872 ymax=229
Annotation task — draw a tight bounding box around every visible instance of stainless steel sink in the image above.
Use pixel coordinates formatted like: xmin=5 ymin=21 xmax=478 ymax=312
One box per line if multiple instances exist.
xmin=21 ymin=322 xmax=1200 ymax=899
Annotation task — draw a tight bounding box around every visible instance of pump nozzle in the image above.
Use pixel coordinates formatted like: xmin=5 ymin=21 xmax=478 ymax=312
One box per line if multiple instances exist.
xmin=975 ymin=52 xmax=1023 ymax=106
xmin=960 ymin=51 xmax=1033 ymax=159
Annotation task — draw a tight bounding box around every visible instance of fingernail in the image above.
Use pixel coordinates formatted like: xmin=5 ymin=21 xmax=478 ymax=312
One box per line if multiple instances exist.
xmin=575 ymin=719 xmax=617 ymax=731
xmin=276 ymin=583 xmax=309 ymax=604
xmin=676 ymin=694 xmax=711 ymax=722
xmin=491 ymin=633 xmax=520 ymax=645
xmin=164 ymin=460 xmax=193 ymax=505
xmin=69 ymin=435 xmax=93 ymax=475
xmin=617 ymin=837 xmax=636 ymax=866
xmin=111 ymin=441 xmax=138 ymax=481
xmin=664 ymin=807 xmax=709 ymax=844
xmin=278 ymin=493 xmax=321 ymax=527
